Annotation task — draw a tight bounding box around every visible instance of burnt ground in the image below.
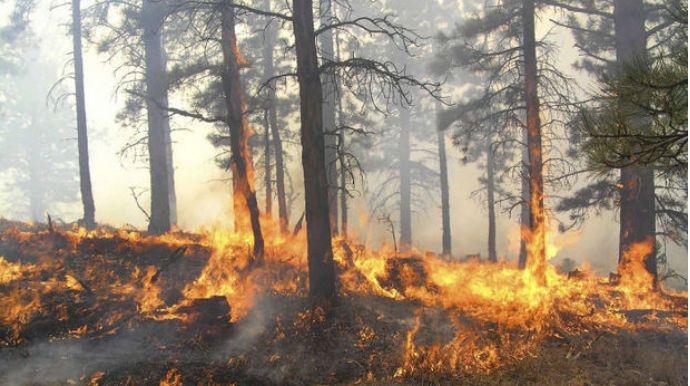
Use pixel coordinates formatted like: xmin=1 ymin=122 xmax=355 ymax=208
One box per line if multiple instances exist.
xmin=0 ymin=221 xmax=687 ymax=386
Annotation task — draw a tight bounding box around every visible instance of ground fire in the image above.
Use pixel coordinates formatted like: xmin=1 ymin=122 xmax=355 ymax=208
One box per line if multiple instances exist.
xmin=0 ymin=217 xmax=686 ymax=385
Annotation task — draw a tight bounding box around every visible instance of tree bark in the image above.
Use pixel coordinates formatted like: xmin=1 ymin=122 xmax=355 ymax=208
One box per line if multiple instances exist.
xmin=522 ymin=0 xmax=546 ymax=282
xmin=519 ymin=130 xmax=530 ymax=268
xmin=164 ymin=106 xmax=177 ymax=226
xmin=334 ymin=19 xmax=347 ymax=238
xmin=72 ymin=0 xmax=96 ymax=230
xmin=613 ymin=0 xmax=657 ymax=286
xmin=487 ymin=138 xmax=497 ymax=263
xmin=399 ymin=106 xmax=412 ymax=252
xmin=264 ymin=111 xmax=272 ymax=216
xmin=142 ymin=0 xmax=170 ymax=235
xmin=339 ymin=128 xmax=348 ymax=238
xmin=220 ymin=0 xmax=265 ymax=260
xmin=437 ymin=121 xmax=451 ymax=258
xmin=319 ymin=0 xmax=339 ymax=234
xmin=293 ymin=0 xmax=337 ymax=302
xmin=262 ymin=0 xmax=289 ymax=231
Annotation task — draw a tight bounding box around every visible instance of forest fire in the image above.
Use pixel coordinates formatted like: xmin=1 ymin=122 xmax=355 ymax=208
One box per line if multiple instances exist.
xmin=0 ymin=220 xmax=686 ymax=385
xmin=0 ymin=0 xmax=687 ymax=383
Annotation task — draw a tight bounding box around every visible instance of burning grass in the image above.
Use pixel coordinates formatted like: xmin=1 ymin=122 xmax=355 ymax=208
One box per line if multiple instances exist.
xmin=0 ymin=219 xmax=686 ymax=385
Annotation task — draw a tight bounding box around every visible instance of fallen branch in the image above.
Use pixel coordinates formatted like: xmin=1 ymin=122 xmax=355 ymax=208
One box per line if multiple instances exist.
xmin=151 ymin=246 xmax=188 ymax=284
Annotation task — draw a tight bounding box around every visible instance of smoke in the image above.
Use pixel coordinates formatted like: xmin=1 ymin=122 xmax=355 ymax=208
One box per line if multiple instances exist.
xmin=0 ymin=332 xmax=151 ymax=385
xmin=0 ymin=0 xmax=685 ymax=292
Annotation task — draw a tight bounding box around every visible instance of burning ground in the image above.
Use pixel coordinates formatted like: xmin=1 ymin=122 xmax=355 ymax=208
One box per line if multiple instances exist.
xmin=0 ymin=220 xmax=686 ymax=386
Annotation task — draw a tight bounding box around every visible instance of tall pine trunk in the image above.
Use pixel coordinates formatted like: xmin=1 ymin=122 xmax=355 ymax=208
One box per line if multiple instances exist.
xmin=319 ymin=0 xmax=339 ymax=234
xmin=72 ymin=0 xmax=96 ymax=230
xmin=264 ymin=112 xmax=272 ymax=216
xmin=220 ymin=0 xmax=264 ymax=260
xmin=339 ymin=127 xmax=348 ymax=237
xmin=399 ymin=106 xmax=412 ymax=251
xmin=487 ymin=138 xmax=497 ymax=263
xmin=432 ymin=42 xmax=451 ymax=257
xmin=262 ymin=0 xmax=289 ymax=230
xmin=142 ymin=0 xmax=170 ymax=235
xmin=519 ymin=131 xmax=530 ymax=268
xmin=613 ymin=0 xmax=657 ymax=286
xmin=293 ymin=0 xmax=336 ymax=302
xmin=522 ymin=0 xmax=546 ymax=282
xmin=437 ymin=120 xmax=451 ymax=258
xmin=335 ymin=22 xmax=347 ymax=238
xmin=164 ymin=111 xmax=177 ymax=226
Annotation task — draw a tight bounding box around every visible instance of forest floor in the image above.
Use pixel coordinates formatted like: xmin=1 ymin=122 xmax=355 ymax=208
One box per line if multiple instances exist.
xmin=0 ymin=220 xmax=686 ymax=386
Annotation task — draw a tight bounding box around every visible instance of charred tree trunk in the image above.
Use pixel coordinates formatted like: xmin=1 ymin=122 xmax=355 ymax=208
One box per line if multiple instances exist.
xmin=522 ymin=0 xmax=546 ymax=281
xmin=72 ymin=0 xmax=96 ymax=230
xmin=264 ymin=111 xmax=272 ymax=216
xmin=220 ymin=1 xmax=265 ymax=260
xmin=339 ymin=129 xmax=348 ymax=238
xmin=613 ymin=0 xmax=657 ymax=286
xmin=262 ymin=0 xmax=289 ymax=231
xmin=319 ymin=0 xmax=339 ymax=235
xmin=293 ymin=0 xmax=337 ymax=302
xmin=335 ymin=21 xmax=347 ymax=238
xmin=437 ymin=122 xmax=451 ymax=258
xmin=487 ymin=138 xmax=497 ymax=263
xmin=399 ymin=107 xmax=412 ymax=252
xmin=519 ymin=131 xmax=530 ymax=268
xmin=143 ymin=0 xmax=170 ymax=235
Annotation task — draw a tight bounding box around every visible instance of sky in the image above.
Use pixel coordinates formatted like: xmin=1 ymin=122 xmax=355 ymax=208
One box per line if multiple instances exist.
xmin=0 ymin=0 xmax=686 ymax=288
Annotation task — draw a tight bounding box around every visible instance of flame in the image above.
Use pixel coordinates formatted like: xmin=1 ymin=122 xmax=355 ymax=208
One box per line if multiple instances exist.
xmin=87 ymin=371 xmax=105 ymax=386
xmin=159 ymin=368 xmax=182 ymax=386
xmin=617 ymin=238 xmax=659 ymax=309
xmin=135 ymin=265 xmax=164 ymax=314
xmin=0 ymin=220 xmax=685 ymax=377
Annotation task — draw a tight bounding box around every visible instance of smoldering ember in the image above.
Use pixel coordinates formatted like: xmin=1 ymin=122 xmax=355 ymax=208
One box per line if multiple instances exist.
xmin=0 ymin=0 xmax=687 ymax=385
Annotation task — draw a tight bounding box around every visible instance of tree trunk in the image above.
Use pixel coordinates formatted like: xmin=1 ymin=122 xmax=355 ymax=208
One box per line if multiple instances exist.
xmin=338 ymin=87 xmax=348 ymax=238
xmin=264 ymin=111 xmax=272 ymax=216
xmin=220 ymin=0 xmax=265 ymax=260
xmin=142 ymin=0 xmax=170 ymax=235
xmin=339 ymin=129 xmax=348 ymax=238
xmin=613 ymin=0 xmax=657 ymax=286
xmin=487 ymin=138 xmax=497 ymax=263
xmin=399 ymin=106 xmax=412 ymax=251
xmin=519 ymin=131 xmax=530 ymax=268
xmin=334 ymin=19 xmax=347 ymax=238
xmin=522 ymin=0 xmax=546 ymax=282
xmin=72 ymin=0 xmax=96 ymax=230
xmin=164 ymin=106 xmax=177 ymax=226
xmin=319 ymin=0 xmax=339 ymax=234
xmin=262 ymin=0 xmax=289 ymax=231
xmin=437 ymin=121 xmax=451 ymax=258
xmin=293 ymin=0 xmax=337 ymax=302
